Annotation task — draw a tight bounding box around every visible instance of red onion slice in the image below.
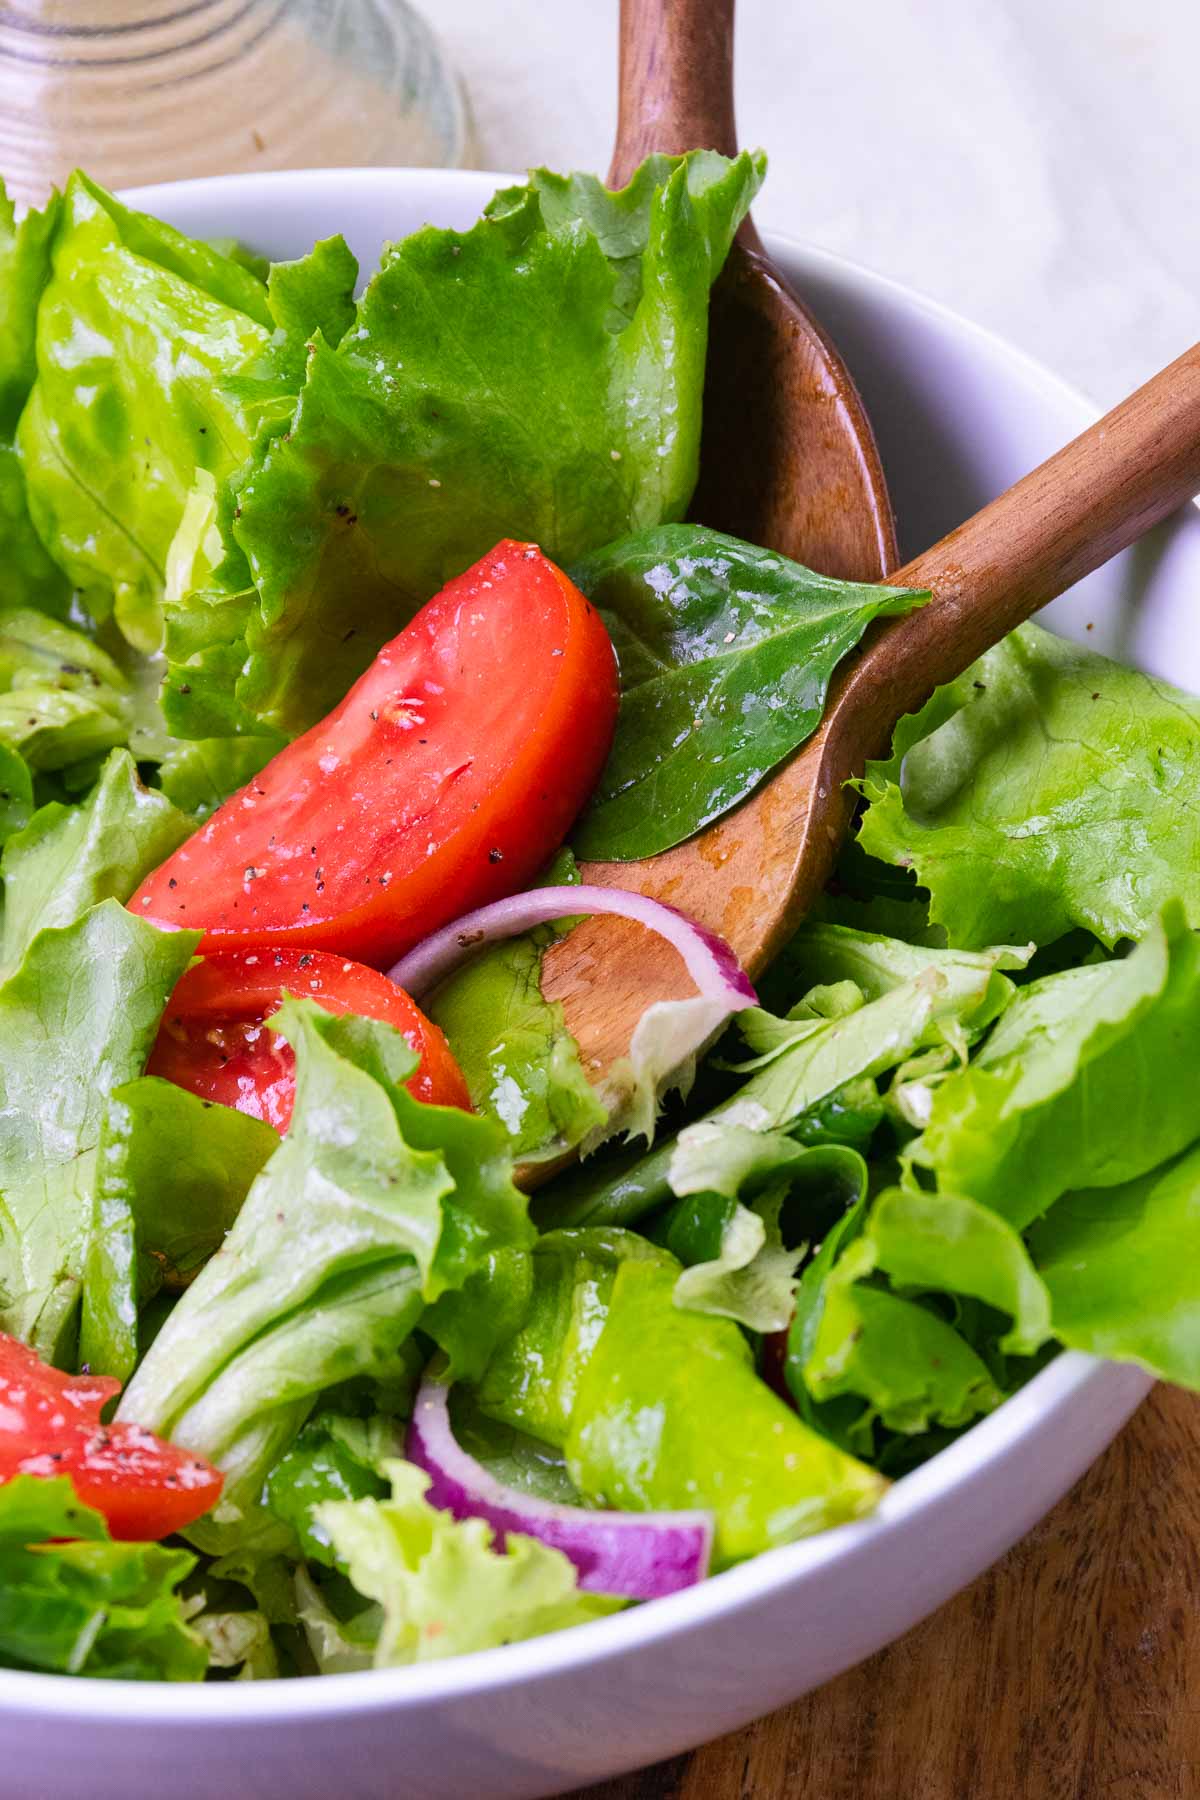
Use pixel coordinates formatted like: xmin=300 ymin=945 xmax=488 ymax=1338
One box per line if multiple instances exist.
xmin=389 ymin=883 xmax=757 ymax=1009
xmin=406 ymin=1377 xmax=714 ymax=1598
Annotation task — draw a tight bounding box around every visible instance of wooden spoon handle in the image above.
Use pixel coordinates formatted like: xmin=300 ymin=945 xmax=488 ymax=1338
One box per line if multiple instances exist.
xmin=609 ymin=0 xmax=737 ymax=186
xmin=849 ymin=341 xmax=1200 ymax=734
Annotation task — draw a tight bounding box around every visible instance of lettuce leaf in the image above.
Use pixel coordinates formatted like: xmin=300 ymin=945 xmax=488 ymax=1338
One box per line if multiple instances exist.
xmin=565 ymin=1258 xmax=883 ymax=1563
xmin=265 ymin=1415 xmax=393 ymax=1568
xmin=474 ymin=1227 xmax=672 ymax=1447
xmin=0 ymin=609 xmax=133 ymax=775
xmin=153 ymin=733 xmax=278 ymax=820
xmin=0 ymin=183 xmax=70 ymax=619
xmin=802 ymin=1275 xmax=1002 ymax=1439
xmin=570 ymin=526 xmax=926 ymax=860
xmin=665 ymin=1124 xmax=866 ymax=1331
xmin=537 ymin=940 xmax=1003 ymax=1232
xmin=79 ymin=1076 xmax=278 ymax=1382
xmin=763 ymin=922 xmax=1031 ymax=1053
xmin=226 ymin=151 xmax=763 ymax=737
xmin=859 ymin=1185 xmax=1052 ymax=1358
xmin=0 ymin=902 xmax=198 ymax=1359
xmin=1028 ymin=1143 xmax=1200 ymax=1386
xmin=426 ymin=929 xmax=605 ymax=1163
xmin=118 ymin=999 xmax=531 ymax=1528
xmin=17 ymin=173 xmax=301 ymax=654
xmin=0 ymin=444 xmax=70 ymax=619
xmin=0 ymin=1475 xmax=205 ymax=1680
xmin=1 ymin=747 xmax=191 ymax=968
xmin=857 ymin=623 xmax=1200 ymax=949
xmin=316 ymin=1460 xmax=619 ymax=1666
xmin=913 ymin=903 xmax=1200 ymax=1228
xmin=473 ymin=1223 xmax=881 ymax=1561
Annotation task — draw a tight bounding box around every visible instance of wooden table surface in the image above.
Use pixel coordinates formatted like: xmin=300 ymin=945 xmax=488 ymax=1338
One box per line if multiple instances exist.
xmin=565 ymin=1384 xmax=1200 ymax=1800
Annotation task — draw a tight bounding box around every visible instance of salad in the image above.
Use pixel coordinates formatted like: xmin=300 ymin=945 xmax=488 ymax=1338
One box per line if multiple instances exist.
xmin=1 ymin=151 xmax=1199 ymax=1686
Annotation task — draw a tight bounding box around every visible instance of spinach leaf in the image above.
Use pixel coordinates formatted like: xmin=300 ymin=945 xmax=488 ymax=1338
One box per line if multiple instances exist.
xmin=571 ymin=525 xmax=926 ymax=859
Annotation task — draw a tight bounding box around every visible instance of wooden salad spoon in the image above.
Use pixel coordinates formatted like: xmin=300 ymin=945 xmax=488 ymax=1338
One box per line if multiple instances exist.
xmin=537 ymin=5 xmax=1200 ymax=1124
xmin=606 ymin=0 xmax=897 ymax=583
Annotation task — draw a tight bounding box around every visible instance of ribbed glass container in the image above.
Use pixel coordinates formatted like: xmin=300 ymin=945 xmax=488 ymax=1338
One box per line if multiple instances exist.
xmin=0 ymin=0 xmax=471 ymax=205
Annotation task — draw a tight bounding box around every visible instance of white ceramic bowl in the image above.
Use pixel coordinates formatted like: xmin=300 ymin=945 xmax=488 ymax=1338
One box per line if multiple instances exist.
xmin=4 ymin=166 xmax=1195 ymax=1800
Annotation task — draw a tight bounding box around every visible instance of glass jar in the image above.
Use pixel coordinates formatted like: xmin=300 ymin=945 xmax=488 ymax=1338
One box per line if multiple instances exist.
xmin=0 ymin=0 xmax=472 ymax=206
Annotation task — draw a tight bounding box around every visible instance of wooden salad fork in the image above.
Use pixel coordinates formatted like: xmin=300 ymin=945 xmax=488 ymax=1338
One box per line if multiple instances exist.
xmin=539 ymin=0 xmax=1200 ymax=1112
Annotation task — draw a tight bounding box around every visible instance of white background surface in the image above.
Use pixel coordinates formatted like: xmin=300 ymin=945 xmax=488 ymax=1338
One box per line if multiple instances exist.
xmin=438 ymin=0 xmax=1196 ymax=410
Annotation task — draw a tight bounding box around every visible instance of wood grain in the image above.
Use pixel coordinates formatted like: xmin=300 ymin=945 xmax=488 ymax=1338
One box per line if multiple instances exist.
xmin=560 ymin=1383 xmax=1200 ymax=1800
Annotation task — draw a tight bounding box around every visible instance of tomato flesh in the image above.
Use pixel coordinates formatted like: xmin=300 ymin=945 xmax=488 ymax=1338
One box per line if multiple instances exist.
xmin=131 ymin=541 xmax=618 ymax=967
xmin=0 ymin=1333 xmax=222 ymax=1541
xmin=147 ymin=949 xmax=471 ymax=1131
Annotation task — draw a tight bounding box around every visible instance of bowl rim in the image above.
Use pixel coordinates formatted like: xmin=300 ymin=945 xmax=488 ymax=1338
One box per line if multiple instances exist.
xmin=0 ymin=163 xmax=1150 ymax=1722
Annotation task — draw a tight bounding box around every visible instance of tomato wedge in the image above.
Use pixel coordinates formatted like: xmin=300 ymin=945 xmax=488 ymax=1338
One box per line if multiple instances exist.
xmin=0 ymin=1333 xmax=222 ymax=1541
xmin=147 ymin=949 xmax=472 ymax=1132
xmin=131 ymin=541 xmax=618 ymax=966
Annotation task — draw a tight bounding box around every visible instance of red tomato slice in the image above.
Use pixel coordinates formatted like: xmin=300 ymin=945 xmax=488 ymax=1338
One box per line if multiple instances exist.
xmin=146 ymin=949 xmax=471 ymax=1131
xmin=0 ymin=1333 xmax=222 ymax=1541
xmin=131 ymin=541 xmax=618 ymax=966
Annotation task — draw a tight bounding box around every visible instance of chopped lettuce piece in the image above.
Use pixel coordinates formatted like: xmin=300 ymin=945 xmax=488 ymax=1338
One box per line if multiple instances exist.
xmin=79 ymin=1076 xmax=278 ymax=1381
xmin=0 ymin=902 xmax=198 ymax=1358
xmin=119 ymin=1000 xmax=531 ymax=1530
xmin=16 ymin=171 xmax=357 ymax=700
xmin=1 ymin=747 xmax=191 ymax=968
xmin=0 ymin=1475 xmax=205 ymax=1680
xmin=802 ymin=1275 xmax=1002 ymax=1439
xmin=1029 ymin=1143 xmax=1200 ymax=1386
xmin=266 ymin=1416 xmax=392 ymax=1567
xmin=474 ymin=1228 xmax=671 ymax=1446
xmin=570 ymin=525 xmax=926 ymax=860
xmin=913 ymin=903 xmax=1200 ymax=1228
xmin=0 ymin=183 xmax=70 ymax=618
xmin=566 ymin=1259 xmax=883 ymax=1563
xmin=857 ymin=622 xmax=1200 ymax=949
xmin=0 ymin=609 xmax=133 ymax=775
xmin=426 ymin=930 xmax=605 ymax=1163
xmin=858 ymin=1186 xmax=1052 ymax=1358
xmin=229 ymin=152 xmax=763 ymax=736
xmin=545 ymin=931 xmax=1020 ymax=1234
xmin=765 ymin=922 xmax=1031 ymax=1051
xmin=0 ymin=738 xmax=33 ymax=845
xmin=17 ymin=173 xmax=299 ymax=654
xmin=666 ymin=1124 xmax=866 ymax=1331
xmin=316 ymin=1459 xmax=619 ymax=1665
xmin=669 ymin=1182 xmax=801 ymax=1333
